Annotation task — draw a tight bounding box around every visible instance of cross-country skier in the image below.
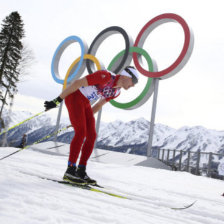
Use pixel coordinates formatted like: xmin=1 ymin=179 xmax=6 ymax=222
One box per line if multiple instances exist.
xmin=18 ymin=134 xmax=27 ymax=148
xmin=44 ymin=66 xmax=139 ymax=185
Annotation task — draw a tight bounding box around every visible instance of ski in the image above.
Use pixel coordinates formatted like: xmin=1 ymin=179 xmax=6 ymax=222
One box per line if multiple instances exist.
xmin=39 ymin=176 xmax=197 ymax=209
xmin=92 ymin=184 xmax=196 ymax=210
xmin=37 ymin=175 xmax=128 ymax=199
xmin=171 ymin=200 xmax=197 ymax=210
xmin=18 ymin=171 xmax=127 ymax=199
xmin=18 ymin=171 xmax=196 ymax=210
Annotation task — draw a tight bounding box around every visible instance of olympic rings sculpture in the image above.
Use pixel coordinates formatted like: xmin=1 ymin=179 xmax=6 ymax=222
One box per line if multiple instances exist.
xmin=51 ymin=13 xmax=194 ymax=110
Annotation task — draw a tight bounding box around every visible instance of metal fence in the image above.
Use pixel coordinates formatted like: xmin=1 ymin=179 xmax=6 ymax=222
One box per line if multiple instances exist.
xmin=152 ymin=148 xmax=224 ymax=180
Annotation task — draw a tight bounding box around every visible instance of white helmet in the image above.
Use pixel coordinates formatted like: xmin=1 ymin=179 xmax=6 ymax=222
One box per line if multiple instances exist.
xmin=120 ymin=66 xmax=139 ymax=84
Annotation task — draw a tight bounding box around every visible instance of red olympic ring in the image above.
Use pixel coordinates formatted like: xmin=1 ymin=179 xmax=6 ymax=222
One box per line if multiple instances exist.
xmin=133 ymin=13 xmax=194 ymax=79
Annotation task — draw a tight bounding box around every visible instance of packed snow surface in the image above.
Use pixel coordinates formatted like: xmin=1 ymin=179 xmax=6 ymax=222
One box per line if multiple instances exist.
xmin=0 ymin=142 xmax=224 ymax=224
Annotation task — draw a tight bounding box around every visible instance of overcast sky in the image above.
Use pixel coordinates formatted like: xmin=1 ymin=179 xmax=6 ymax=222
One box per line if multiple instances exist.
xmin=0 ymin=0 xmax=224 ymax=130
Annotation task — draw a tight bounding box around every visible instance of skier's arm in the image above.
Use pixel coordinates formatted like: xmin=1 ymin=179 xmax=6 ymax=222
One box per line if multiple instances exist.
xmin=59 ymin=77 xmax=88 ymax=99
xmin=44 ymin=70 xmax=111 ymax=111
xmin=59 ymin=70 xmax=111 ymax=99
xmin=92 ymin=99 xmax=107 ymax=114
xmin=44 ymin=77 xmax=88 ymax=111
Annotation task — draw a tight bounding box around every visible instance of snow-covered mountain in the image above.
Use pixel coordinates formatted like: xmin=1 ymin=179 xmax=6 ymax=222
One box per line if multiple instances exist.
xmin=0 ymin=110 xmax=63 ymax=147
xmin=97 ymin=119 xmax=224 ymax=158
xmin=96 ymin=118 xmax=176 ymax=154
xmin=1 ymin=110 xmax=224 ymax=165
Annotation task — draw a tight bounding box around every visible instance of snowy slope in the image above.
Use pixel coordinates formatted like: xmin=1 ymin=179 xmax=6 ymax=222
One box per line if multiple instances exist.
xmin=0 ymin=143 xmax=224 ymax=224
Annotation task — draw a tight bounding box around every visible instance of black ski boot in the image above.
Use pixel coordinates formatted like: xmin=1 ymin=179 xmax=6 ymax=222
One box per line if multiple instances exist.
xmin=63 ymin=166 xmax=86 ymax=185
xmin=77 ymin=166 xmax=97 ymax=185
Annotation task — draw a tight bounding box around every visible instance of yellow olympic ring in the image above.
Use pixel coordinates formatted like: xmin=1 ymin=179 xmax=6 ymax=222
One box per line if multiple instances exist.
xmin=63 ymin=54 xmax=102 ymax=90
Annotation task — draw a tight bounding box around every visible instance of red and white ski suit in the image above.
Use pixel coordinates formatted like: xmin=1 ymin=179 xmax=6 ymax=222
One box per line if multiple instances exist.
xmin=65 ymin=70 xmax=120 ymax=166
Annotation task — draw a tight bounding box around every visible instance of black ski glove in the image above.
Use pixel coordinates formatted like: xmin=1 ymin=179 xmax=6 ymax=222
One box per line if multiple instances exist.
xmin=44 ymin=96 xmax=63 ymax=111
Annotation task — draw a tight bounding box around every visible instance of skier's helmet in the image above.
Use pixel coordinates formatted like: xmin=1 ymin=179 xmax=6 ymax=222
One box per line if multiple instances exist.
xmin=120 ymin=66 xmax=139 ymax=85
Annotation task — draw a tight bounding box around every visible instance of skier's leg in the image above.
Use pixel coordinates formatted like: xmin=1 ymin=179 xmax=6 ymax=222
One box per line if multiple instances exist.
xmin=77 ymin=104 xmax=97 ymax=184
xmin=79 ymin=103 xmax=96 ymax=166
xmin=63 ymin=91 xmax=88 ymax=184
xmin=65 ymin=91 xmax=87 ymax=165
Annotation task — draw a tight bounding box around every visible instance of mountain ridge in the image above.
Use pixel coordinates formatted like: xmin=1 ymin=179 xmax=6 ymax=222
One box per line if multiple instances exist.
xmin=1 ymin=110 xmax=224 ymax=158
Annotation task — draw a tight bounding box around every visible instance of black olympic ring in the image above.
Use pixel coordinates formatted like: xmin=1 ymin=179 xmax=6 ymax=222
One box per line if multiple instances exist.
xmin=86 ymin=26 xmax=133 ymax=74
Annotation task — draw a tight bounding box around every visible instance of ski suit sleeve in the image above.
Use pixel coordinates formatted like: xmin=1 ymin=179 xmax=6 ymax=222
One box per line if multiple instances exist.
xmin=86 ymin=70 xmax=111 ymax=86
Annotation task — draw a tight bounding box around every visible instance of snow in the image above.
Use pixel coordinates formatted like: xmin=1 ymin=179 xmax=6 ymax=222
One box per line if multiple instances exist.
xmin=0 ymin=142 xmax=224 ymax=224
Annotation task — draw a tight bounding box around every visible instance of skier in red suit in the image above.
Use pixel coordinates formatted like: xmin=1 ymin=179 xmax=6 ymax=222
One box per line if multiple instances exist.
xmin=44 ymin=66 xmax=139 ymax=185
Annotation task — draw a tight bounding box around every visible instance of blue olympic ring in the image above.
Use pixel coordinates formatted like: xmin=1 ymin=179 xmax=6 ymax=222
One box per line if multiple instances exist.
xmin=51 ymin=36 xmax=87 ymax=84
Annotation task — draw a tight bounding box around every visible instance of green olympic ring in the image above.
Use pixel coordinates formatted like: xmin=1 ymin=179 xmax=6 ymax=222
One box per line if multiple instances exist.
xmin=108 ymin=47 xmax=155 ymax=110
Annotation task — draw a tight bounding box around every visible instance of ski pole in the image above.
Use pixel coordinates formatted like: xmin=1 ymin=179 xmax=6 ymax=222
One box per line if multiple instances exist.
xmin=23 ymin=125 xmax=72 ymax=150
xmin=0 ymin=107 xmax=61 ymax=136
xmin=0 ymin=125 xmax=72 ymax=161
xmin=0 ymin=110 xmax=45 ymax=136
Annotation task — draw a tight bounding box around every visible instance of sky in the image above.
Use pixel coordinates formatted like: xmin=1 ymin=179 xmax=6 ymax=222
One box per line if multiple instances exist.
xmin=0 ymin=0 xmax=224 ymax=130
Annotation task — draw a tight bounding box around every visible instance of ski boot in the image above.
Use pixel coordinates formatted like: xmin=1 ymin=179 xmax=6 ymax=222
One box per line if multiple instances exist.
xmin=76 ymin=166 xmax=97 ymax=186
xmin=63 ymin=166 xmax=86 ymax=185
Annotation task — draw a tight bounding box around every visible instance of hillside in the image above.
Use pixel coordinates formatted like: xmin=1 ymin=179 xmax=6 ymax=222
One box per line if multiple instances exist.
xmin=0 ymin=142 xmax=224 ymax=224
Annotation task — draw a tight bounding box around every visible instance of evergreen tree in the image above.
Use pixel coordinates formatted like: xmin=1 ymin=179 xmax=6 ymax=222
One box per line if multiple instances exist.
xmin=0 ymin=11 xmax=25 ymax=129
